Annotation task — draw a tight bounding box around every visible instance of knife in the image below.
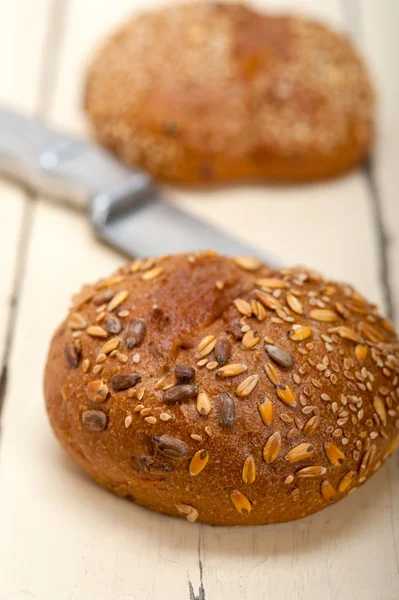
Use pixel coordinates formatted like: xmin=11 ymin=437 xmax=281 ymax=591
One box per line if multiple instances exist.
xmin=0 ymin=106 xmax=272 ymax=261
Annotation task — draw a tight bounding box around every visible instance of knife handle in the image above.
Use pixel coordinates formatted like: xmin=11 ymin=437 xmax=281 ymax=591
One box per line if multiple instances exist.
xmin=0 ymin=106 xmax=152 ymax=211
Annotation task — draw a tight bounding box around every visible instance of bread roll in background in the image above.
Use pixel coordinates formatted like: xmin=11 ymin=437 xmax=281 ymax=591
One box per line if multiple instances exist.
xmin=44 ymin=252 xmax=399 ymax=526
xmin=85 ymin=2 xmax=374 ymax=184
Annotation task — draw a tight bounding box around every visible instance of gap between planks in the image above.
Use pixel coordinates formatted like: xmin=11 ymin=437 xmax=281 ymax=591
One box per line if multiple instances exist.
xmin=0 ymin=0 xmax=71 ymax=436
xmin=341 ymin=0 xmax=395 ymax=323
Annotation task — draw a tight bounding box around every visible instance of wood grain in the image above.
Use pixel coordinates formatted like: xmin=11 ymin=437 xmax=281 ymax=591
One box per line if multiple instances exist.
xmin=0 ymin=1 xmax=398 ymax=599
xmin=0 ymin=0 xmax=54 ymax=416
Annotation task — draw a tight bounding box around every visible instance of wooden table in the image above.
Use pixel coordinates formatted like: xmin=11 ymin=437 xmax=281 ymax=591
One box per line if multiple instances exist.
xmin=0 ymin=1 xmax=398 ymax=598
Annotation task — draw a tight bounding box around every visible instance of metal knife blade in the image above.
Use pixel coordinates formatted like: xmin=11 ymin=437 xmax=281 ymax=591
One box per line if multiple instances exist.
xmin=0 ymin=106 xmax=274 ymax=262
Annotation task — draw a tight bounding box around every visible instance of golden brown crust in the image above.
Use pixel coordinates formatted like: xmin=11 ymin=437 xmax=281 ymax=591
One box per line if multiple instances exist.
xmin=44 ymin=252 xmax=399 ymax=526
xmin=85 ymin=2 xmax=374 ymax=184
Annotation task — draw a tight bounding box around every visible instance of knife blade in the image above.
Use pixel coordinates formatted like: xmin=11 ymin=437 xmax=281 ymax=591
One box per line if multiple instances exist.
xmin=0 ymin=106 xmax=275 ymax=262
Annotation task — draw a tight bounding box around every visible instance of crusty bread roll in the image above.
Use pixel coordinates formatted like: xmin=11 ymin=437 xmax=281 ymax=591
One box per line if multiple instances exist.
xmin=85 ymin=2 xmax=374 ymax=184
xmin=45 ymin=252 xmax=399 ymax=526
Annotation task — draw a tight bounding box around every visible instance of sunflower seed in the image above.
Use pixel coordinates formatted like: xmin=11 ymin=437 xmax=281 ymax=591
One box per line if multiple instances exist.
xmin=297 ymin=466 xmax=326 ymax=478
xmin=338 ymin=470 xmax=356 ymax=492
xmin=276 ymin=384 xmax=296 ymax=407
xmin=230 ymin=490 xmax=252 ymax=514
xmin=189 ymin=450 xmax=209 ymax=476
xmin=86 ymin=380 xmax=109 ymax=403
xmin=82 ymin=410 xmax=107 ymax=431
xmin=263 ymin=431 xmax=281 ymax=463
xmin=242 ymin=455 xmax=256 ymax=484
xmin=216 ymin=363 xmax=247 ymax=377
xmin=111 ymin=373 xmax=141 ymax=391
xmin=324 ymin=442 xmax=345 ymax=466
xmin=126 ymin=318 xmax=147 ymax=348
xmin=263 ymin=362 xmax=280 ymax=386
xmin=152 ymin=435 xmax=188 ymax=458
xmin=265 ymin=345 xmax=295 ymax=368
xmin=139 ymin=456 xmax=174 ymax=473
xmin=320 ymin=480 xmax=336 ymax=502
xmin=215 ymin=339 xmax=231 ymax=366
xmin=285 ymin=443 xmax=315 ymax=463
xmin=233 ymin=298 xmax=252 ymax=317
xmin=104 ymin=315 xmax=121 ymax=335
xmin=219 ymin=392 xmax=235 ymax=428
xmin=164 ymin=384 xmax=198 ymax=404
xmin=93 ymin=289 xmax=114 ymax=305
xmin=236 ymin=374 xmax=259 ymax=397
xmin=175 ymin=365 xmax=195 ymax=384
xmin=197 ymin=390 xmax=211 ymax=416
xmin=64 ymin=343 xmax=80 ymax=368
xmin=258 ymin=397 xmax=273 ymax=426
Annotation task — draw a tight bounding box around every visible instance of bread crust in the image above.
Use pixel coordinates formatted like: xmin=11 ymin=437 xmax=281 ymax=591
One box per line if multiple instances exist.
xmin=44 ymin=252 xmax=399 ymax=526
xmin=85 ymin=2 xmax=374 ymax=184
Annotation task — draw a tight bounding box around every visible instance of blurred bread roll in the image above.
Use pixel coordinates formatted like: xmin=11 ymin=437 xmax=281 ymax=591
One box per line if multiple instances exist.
xmin=85 ymin=2 xmax=374 ymax=183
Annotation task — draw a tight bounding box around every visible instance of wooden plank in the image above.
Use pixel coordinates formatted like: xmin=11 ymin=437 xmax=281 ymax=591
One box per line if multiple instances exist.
xmin=0 ymin=0 xmax=51 ymax=368
xmin=359 ymin=0 xmax=399 ymax=325
xmin=0 ymin=1 xmax=397 ymax=599
xmin=354 ymin=0 xmax=399 ymax=588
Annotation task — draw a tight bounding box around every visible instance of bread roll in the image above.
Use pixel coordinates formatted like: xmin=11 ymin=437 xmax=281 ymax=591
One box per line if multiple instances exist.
xmin=45 ymin=252 xmax=399 ymax=526
xmin=85 ymin=2 xmax=374 ymax=184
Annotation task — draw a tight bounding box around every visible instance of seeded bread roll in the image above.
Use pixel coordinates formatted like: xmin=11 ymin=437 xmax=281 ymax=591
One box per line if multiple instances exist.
xmin=85 ymin=2 xmax=374 ymax=184
xmin=44 ymin=252 xmax=399 ymax=526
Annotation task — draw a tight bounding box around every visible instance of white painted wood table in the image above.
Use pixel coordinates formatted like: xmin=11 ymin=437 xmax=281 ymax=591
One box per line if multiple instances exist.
xmin=0 ymin=1 xmax=398 ymax=598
